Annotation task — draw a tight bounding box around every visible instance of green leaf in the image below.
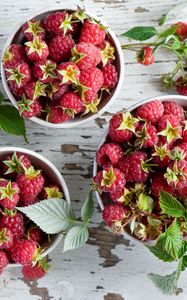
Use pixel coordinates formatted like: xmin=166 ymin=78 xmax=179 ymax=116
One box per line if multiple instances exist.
xmin=81 ymin=191 xmax=94 ymax=223
xmin=0 ymin=92 xmax=4 ymax=104
xmin=147 ymin=216 xmax=162 ymax=227
xmin=159 ymin=191 xmax=187 ymax=219
xmin=63 ymin=225 xmax=89 ymax=252
xmin=159 ymin=3 xmax=187 ymax=26
xmin=17 ymin=198 xmax=77 ymax=234
xmin=147 ymin=244 xmax=175 ymax=263
xmin=148 ymin=272 xmax=177 ymax=295
xmin=180 ymin=255 xmax=187 ymax=271
xmin=138 ymin=193 xmax=154 ymax=212
xmin=0 ymin=105 xmax=27 ymax=142
xmin=121 ymin=26 xmax=158 ymax=41
xmin=159 ymin=26 xmax=177 ymax=38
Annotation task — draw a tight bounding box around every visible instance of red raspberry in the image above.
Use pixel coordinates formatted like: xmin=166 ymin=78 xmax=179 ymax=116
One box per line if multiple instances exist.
xmin=79 ymin=67 xmax=103 ymax=101
xmin=120 ymin=151 xmax=149 ymax=183
xmin=18 ymin=95 xmax=42 ymax=119
xmin=49 ymin=35 xmax=75 ymax=63
xmin=57 ymin=62 xmax=80 ymax=85
xmin=176 ymin=77 xmax=187 ymax=96
xmin=165 ymin=160 xmax=187 ymax=190
xmin=2 ymin=151 xmax=31 ymax=177
xmin=102 ymin=64 xmax=118 ymax=89
xmin=174 ymin=22 xmax=187 ymax=40
xmin=109 ymin=112 xmax=139 ymax=143
xmin=25 ymin=37 xmax=49 ymax=62
xmin=0 ymin=250 xmax=8 ymax=273
xmin=10 ymin=239 xmax=38 ymax=265
xmin=79 ymin=20 xmax=106 ymax=45
xmin=102 ymin=204 xmax=130 ymax=227
xmin=183 ymin=122 xmax=187 ymax=143
xmin=3 ymin=44 xmax=26 ymax=69
xmin=0 ymin=180 xmax=20 ymax=210
xmin=93 ymin=166 xmax=126 ymax=193
xmin=151 ymin=174 xmax=176 ymax=197
xmin=0 ymin=227 xmax=13 ymax=250
xmin=137 ymin=100 xmax=164 ymax=124
xmin=163 ymin=101 xmax=185 ymax=122
xmin=157 ymin=114 xmax=182 ymax=145
xmin=98 ymin=40 xmax=115 ymax=66
xmin=176 ymin=185 xmax=187 ymax=197
xmin=8 ymin=81 xmax=24 ymax=97
xmin=16 ymin=166 xmax=44 ymax=206
xmin=44 ymin=11 xmax=75 ymax=35
xmin=47 ymin=106 xmax=72 ymax=124
xmin=172 ymin=143 xmax=187 ymax=161
xmin=22 ymin=257 xmax=49 ymax=280
xmin=60 ymin=92 xmax=82 ymax=115
xmin=46 ymin=80 xmax=68 ymax=101
xmin=33 ymin=60 xmax=57 ymax=83
xmin=71 ymin=42 xmax=101 ymax=70
xmin=152 ymin=143 xmax=171 ymax=168
xmin=24 ymin=79 xmax=47 ymax=100
xmin=6 ymin=63 xmax=31 ymax=89
xmin=0 ymin=210 xmax=25 ymax=240
xmin=22 ymin=19 xmax=45 ymax=41
xmin=137 ymin=46 xmax=154 ymax=65
xmin=110 ymin=187 xmax=132 ymax=205
xmin=96 ymin=143 xmax=123 ymax=168
xmin=27 ymin=226 xmax=44 ymax=244
xmin=135 ymin=123 xmax=158 ymax=148
xmin=40 ymin=185 xmax=63 ymax=199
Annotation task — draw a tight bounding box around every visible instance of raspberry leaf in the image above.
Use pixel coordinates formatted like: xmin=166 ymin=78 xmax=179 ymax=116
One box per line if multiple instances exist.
xmin=148 ymin=271 xmax=178 ymax=295
xmin=63 ymin=224 xmax=89 ymax=252
xmin=121 ymin=26 xmax=158 ymax=41
xmin=159 ymin=191 xmax=187 ymax=220
xmin=147 ymin=244 xmax=174 ymax=262
xmin=81 ymin=191 xmax=94 ymax=223
xmin=138 ymin=193 xmax=154 ymax=212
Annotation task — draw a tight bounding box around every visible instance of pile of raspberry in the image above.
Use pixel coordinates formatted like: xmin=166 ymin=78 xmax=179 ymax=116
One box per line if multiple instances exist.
xmin=3 ymin=9 xmax=118 ymax=124
xmin=93 ymin=100 xmax=187 ymax=241
xmin=0 ymin=151 xmax=63 ymax=279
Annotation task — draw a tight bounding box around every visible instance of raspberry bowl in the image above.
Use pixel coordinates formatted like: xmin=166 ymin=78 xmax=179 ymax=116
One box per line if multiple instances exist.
xmin=1 ymin=6 xmax=124 ymax=128
xmin=0 ymin=147 xmax=70 ymax=268
xmin=93 ymin=95 xmax=187 ymax=245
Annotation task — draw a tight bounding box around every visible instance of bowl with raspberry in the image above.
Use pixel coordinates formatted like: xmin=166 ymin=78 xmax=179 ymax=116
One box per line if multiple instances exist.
xmin=1 ymin=6 xmax=124 ymax=128
xmin=0 ymin=147 xmax=70 ymax=270
xmin=93 ymin=95 xmax=187 ymax=244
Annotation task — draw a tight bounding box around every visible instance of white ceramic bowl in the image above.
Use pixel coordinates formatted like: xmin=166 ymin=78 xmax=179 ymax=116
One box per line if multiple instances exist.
xmin=1 ymin=6 xmax=124 ymax=128
xmin=0 ymin=147 xmax=70 ymax=267
xmin=93 ymin=95 xmax=187 ymax=244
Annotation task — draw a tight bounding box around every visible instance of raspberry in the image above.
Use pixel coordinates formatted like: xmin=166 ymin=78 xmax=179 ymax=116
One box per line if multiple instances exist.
xmin=120 ymin=151 xmax=150 ymax=183
xmin=93 ymin=166 xmax=125 ymax=193
xmin=0 ymin=250 xmax=8 ymax=273
xmin=60 ymin=92 xmax=82 ymax=115
xmin=163 ymin=101 xmax=185 ymax=122
xmin=0 ymin=227 xmax=13 ymax=250
xmin=171 ymin=143 xmax=187 ymax=161
xmin=96 ymin=143 xmax=123 ymax=168
xmin=22 ymin=257 xmax=49 ymax=280
xmin=183 ymin=121 xmax=187 ymax=143
xmin=135 ymin=123 xmax=158 ymax=148
xmin=49 ymin=35 xmax=75 ymax=63
xmin=8 ymin=82 xmax=24 ymax=97
xmin=102 ymin=204 xmax=130 ymax=228
xmin=176 ymin=77 xmax=187 ymax=96
xmin=151 ymin=174 xmax=176 ymax=197
xmin=44 ymin=11 xmax=74 ymax=35
xmin=47 ymin=106 xmax=72 ymax=124
xmin=6 ymin=63 xmax=31 ymax=88
xmin=57 ymin=62 xmax=80 ymax=85
xmin=102 ymin=64 xmax=118 ymax=89
xmin=157 ymin=114 xmax=182 ymax=145
xmin=109 ymin=112 xmax=139 ymax=143
xmin=18 ymin=95 xmax=42 ymax=119
xmin=152 ymin=143 xmax=171 ymax=168
xmin=110 ymin=187 xmax=132 ymax=205
xmin=98 ymin=41 xmax=115 ymax=66
xmin=174 ymin=22 xmax=187 ymax=40
xmin=22 ymin=19 xmax=45 ymax=41
xmin=137 ymin=46 xmax=154 ymax=65
xmin=33 ymin=60 xmax=57 ymax=83
xmin=71 ymin=42 xmax=101 ymax=70
xmin=46 ymin=80 xmax=68 ymax=101
xmin=27 ymin=226 xmax=44 ymax=244
xmin=79 ymin=20 xmax=106 ymax=45
xmin=16 ymin=166 xmax=44 ymax=206
xmin=3 ymin=44 xmax=26 ymax=69
xmin=0 ymin=180 xmax=20 ymax=210
xmin=40 ymin=185 xmax=63 ymax=199
xmin=10 ymin=239 xmax=38 ymax=265
xmin=0 ymin=210 xmax=25 ymax=240
xmin=164 ymin=160 xmax=187 ymax=190
xmin=25 ymin=37 xmax=49 ymax=62
xmin=137 ymin=100 xmax=164 ymax=124
xmin=2 ymin=152 xmax=31 ymax=177
xmin=24 ymin=80 xmax=47 ymax=100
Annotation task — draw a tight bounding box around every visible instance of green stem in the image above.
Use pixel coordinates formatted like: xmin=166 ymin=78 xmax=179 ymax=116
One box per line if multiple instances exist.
xmin=121 ymin=42 xmax=159 ymax=49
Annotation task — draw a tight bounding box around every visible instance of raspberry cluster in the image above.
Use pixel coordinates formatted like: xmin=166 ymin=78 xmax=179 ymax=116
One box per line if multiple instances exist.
xmin=93 ymin=100 xmax=187 ymax=241
xmin=3 ymin=9 xmax=119 ymax=124
xmin=0 ymin=151 xmax=63 ymax=278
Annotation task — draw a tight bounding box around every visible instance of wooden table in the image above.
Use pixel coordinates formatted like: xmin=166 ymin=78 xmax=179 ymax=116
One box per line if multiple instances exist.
xmin=0 ymin=0 xmax=187 ymax=299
